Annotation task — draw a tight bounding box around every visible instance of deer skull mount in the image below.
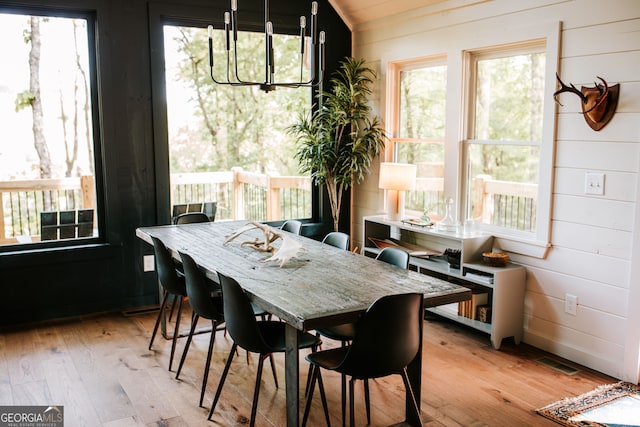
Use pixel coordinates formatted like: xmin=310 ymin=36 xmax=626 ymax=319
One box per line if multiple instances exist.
xmin=553 ymin=74 xmax=620 ymax=131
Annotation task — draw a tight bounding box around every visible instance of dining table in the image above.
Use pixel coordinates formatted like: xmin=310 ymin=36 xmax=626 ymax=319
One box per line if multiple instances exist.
xmin=136 ymin=220 xmax=471 ymax=426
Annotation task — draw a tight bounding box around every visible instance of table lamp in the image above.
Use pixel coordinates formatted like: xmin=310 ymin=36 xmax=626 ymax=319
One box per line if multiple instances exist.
xmin=379 ymin=162 xmax=417 ymax=221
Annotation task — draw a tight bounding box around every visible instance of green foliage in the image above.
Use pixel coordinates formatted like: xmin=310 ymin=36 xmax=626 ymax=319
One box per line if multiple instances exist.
xmin=289 ymin=57 xmax=386 ymax=230
xmin=14 ymin=90 xmax=35 ymax=112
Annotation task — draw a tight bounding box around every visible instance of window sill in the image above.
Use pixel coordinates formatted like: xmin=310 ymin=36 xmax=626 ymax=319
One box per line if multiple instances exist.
xmin=493 ymin=234 xmax=551 ymax=259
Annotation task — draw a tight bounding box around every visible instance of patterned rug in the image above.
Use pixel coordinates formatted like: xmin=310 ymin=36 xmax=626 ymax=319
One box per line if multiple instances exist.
xmin=536 ymin=382 xmax=640 ymax=426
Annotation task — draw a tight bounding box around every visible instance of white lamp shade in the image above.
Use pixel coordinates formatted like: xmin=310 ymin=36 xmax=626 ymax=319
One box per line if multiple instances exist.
xmin=379 ymin=162 xmax=417 ymax=191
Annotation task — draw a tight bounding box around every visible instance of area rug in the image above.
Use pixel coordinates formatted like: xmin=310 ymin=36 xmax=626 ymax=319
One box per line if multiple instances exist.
xmin=536 ymin=381 xmax=640 ymax=426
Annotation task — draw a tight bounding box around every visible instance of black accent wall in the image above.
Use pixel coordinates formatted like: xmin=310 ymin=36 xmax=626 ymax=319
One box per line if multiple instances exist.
xmin=0 ymin=0 xmax=351 ymax=327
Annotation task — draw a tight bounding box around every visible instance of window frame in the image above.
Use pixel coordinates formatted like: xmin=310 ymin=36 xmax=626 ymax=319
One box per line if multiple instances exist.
xmin=0 ymin=6 xmax=104 ymax=252
xmin=385 ymin=22 xmax=560 ymax=258
xmin=461 ymin=25 xmax=560 ymax=257
xmin=386 ymin=55 xmax=448 ymax=217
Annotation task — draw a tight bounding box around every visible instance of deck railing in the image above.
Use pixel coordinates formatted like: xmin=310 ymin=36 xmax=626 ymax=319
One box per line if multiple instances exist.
xmin=0 ymin=170 xmax=535 ymax=243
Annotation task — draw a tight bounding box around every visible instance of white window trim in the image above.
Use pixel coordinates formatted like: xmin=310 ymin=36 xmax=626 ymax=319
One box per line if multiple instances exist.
xmin=463 ymin=22 xmax=560 ymax=258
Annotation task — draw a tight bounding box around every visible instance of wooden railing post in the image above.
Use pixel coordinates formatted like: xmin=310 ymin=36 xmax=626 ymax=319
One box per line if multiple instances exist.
xmin=266 ymin=174 xmax=281 ymax=221
xmin=232 ymin=167 xmax=244 ymax=220
xmin=472 ymin=174 xmax=491 ymax=223
xmin=80 ymin=175 xmax=95 ymax=209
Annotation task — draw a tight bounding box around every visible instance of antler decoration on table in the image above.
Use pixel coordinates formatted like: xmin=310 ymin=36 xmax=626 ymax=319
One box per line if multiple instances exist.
xmin=224 ymin=221 xmax=304 ymax=267
xmin=553 ymin=73 xmax=620 ymax=131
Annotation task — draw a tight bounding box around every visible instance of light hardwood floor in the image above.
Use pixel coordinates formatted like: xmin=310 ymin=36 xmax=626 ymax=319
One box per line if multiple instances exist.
xmin=0 ymin=308 xmax=616 ymax=426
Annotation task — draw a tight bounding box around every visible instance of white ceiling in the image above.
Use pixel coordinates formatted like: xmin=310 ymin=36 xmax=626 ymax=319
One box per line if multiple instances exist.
xmin=328 ymin=0 xmax=451 ymax=28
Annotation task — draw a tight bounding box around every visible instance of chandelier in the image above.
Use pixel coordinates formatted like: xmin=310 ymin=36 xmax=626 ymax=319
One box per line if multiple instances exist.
xmin=207 ymin=0 xmax=326 ymax=93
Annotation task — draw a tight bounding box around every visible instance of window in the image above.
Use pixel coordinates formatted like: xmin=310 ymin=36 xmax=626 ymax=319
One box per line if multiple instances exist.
xmin=385 ymin=23 xmax=559 ymax=256
xmin=389 ymin=58 xmax=447 ymax=219
xmin=163 ymin=24 xmax=312 ymax=223
xmin=464 ymin=42 xmax=546 ymax=237
xmin=0 ymin=10 xmax=100 ymax=247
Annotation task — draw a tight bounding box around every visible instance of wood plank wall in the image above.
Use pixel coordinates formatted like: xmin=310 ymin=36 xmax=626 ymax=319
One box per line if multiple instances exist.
xmin=350 ymin=0 xmax=640 ymax=382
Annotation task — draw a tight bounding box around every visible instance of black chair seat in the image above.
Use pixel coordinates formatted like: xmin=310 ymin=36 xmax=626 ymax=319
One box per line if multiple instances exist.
xmin=315 ymin=323 xmax=357 ymax=342
xmin=253 ymin=321 xmax=322 ymax=352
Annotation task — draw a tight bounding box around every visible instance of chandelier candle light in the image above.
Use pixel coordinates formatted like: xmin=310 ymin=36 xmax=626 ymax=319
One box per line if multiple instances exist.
xmin=379 ymin=162 xmax=417 ymax=221
xmin=207 ymin=0 xmax=326 ymax=93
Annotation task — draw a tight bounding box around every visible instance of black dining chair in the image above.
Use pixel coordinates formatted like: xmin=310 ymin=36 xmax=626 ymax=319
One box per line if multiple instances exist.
xmin=375 ymin=246 xmax=410 ymax=269
xmin=176 ymin=251 xmax=225 ymax=407
xmin=174 ymin=212 xmax=210 ymax=224
xmin=208 ymin=272 xmax=324 ymax=427
xmin=303 ymin=292 xmax=424 ymax=427
xmin=322 ymin=231 xmax=350 ymax=251
xmin=280 ymin=219 xmax=302 ymax=235
xmin=148 ymin=236 xmax=188 ymax=372
xmin=311 ymin=244 xmax=411 ymax=425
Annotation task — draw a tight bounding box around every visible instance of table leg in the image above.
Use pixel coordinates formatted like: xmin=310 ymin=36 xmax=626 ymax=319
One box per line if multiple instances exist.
xmin=406 ymin=301 xmax=425 ymax=426
xmin=285 ymin=324 xmax=300 ymax=427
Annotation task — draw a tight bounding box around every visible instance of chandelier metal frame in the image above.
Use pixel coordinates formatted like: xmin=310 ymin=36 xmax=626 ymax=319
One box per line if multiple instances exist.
xmin=207 ymin=0 xmax=325 ymax=93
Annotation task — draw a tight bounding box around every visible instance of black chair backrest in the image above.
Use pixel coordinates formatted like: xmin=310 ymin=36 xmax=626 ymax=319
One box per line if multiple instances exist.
xmin=151 ymin=236 xmax=185 ymax=295
xmin=338 ymin=292 xmax=423 ymax=379
xmin=202 ymin=201 xmax=217 ymax=221
xmin=178 ymin=251 xmax=223 ymax=320
xmin=218 ymin=272 xmax=271 ymax=354
xmin=322 ymin=232 xmax=350 ymax=251
xmin=376 ymin=247 xmax=410 ymax=269
xmin=175 ymin=212 xmax=210 ymax=224
xmin=280 ymin=220 xmax=302 ymax=235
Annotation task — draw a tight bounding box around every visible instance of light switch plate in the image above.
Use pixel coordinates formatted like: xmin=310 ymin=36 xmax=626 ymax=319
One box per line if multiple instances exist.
xmin=565 ymin=293 xmax=577 ymax=316
xmin=584 ymin=172 xmax=605 ymax=195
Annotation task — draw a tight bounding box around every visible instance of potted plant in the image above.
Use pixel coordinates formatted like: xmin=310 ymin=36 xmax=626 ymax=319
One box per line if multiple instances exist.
xmin=288 ymin=57 xmax=386 ymax=232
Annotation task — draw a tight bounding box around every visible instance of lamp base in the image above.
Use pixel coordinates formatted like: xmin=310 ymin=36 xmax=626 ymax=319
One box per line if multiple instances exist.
xmin=385 ymin=190 xmax=405 ymax=222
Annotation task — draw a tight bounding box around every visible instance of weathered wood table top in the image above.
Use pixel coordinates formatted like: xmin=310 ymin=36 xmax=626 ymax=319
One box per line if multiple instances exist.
xmin=136 ymin=220 xmax=470 ymax=332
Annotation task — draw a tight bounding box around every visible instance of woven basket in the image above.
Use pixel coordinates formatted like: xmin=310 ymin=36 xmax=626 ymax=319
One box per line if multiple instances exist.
xmin=482 ymin=252 xmax=509 ymax=267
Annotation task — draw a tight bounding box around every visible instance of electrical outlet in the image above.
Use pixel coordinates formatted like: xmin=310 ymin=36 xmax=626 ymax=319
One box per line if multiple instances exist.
xmin=143 ymin=255 xmax=155 ymax=272
xmin=585 ymin=172 xmax=605 ymax=195
xmin=565 ymin=293 xmax=577 ymax=316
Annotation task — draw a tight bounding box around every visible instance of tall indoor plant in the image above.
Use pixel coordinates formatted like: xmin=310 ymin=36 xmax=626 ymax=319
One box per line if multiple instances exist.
xmin=288 ymin=57 xmax=386 ymax=231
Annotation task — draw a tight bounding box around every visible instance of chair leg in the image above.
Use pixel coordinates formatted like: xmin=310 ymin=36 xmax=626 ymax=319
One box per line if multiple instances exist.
xmin=341 ymin=374 xmax=347 ymax=427
xmin=199 ymin=319 xmax=218 ymax=407
xmin=175 ymin=313 xmax=199 ymax=380
xmin=364 ymin=378 xmax=371 ymax=425
xmin=316 ymin=367 xmax=332 ymax=427
xmin=400 ymin=368 xmax=423 ymax=426
xmin=305 ymin=343 xmax=319 ymax=397
xmin=348 ymin=378 xmax=355 ymax=427
xmin=208 ymin=344 xmax=237 ymax=421
xmin=268 ymin=353 xmax=278 ymax=388
xmin=148 ymin=290 xmax=169 ymax=350
xmin=302 ymin=364 xmax=318 ymax=427
xmin=249 ymin=354 xmax=268 ymax=427
xmin=168 ymin=296 xmax=184 ymax=372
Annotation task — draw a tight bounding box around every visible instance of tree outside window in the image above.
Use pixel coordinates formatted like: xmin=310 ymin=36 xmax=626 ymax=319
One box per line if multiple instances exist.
xmin=0 ymin=11 xmax=99 ymax=246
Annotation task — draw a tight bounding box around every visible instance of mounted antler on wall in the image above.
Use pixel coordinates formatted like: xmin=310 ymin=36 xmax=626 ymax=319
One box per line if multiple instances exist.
xmin=553 ymin=74 xmax=620 ymax=131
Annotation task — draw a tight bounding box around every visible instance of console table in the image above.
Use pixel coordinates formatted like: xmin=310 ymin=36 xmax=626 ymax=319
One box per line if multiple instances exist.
xmin=363 ymin=215 xmax=526 ymax=350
